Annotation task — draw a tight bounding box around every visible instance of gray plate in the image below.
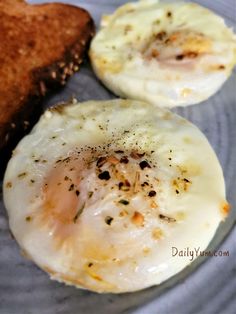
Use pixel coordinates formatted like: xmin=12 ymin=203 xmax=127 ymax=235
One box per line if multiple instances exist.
xmin=0 ymin=1 xmax=236 ymax=314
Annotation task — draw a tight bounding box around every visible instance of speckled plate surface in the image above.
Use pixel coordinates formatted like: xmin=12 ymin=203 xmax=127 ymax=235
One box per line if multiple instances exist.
xmin=0 ymin=1 xmax=236 ymax=314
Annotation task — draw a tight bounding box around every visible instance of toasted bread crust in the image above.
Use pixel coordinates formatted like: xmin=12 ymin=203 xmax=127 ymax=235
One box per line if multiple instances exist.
xmin=0 ymin=0 xmax=95 ymax=158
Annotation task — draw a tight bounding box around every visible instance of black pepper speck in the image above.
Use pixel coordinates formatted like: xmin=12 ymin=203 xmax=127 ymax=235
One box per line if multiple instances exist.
xmin=119 ymin=199 xmax=129 ymax=205
xmin=148 ymin=190 xmax=156 ymax=197
xmin=120 ymin=156 xmax=129 ymax=164
xmin=98 ymin=171 xmax=111 ymax=180
xmin=115 ymin=150 xmax=124 ymax=154
xmin=139 ymin=160 xmax=151 ymax=170
xmin=105 ymin=216 xmax=114 ymax=225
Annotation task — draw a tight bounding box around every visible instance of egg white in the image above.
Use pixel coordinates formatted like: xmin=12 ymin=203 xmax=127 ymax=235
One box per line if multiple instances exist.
xmin=3 ymin=99 xmax=228 ymax=293
xmin=90 ymin=0 xmax=236 ymax=107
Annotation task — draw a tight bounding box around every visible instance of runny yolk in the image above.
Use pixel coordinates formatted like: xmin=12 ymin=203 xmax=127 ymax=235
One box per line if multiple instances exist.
xmin=39 ymin=158 xmax=82 ymax=233
xmin=144 ymin=30 xmax=212 ymax=63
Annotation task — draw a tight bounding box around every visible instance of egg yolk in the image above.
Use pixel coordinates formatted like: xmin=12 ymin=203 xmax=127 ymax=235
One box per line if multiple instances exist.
xmin=144 ymin=30 xmax=212 ymax=64
xmin=42 ymin=159 xmax=81 ymax=226
xmin=36 ymin=150 xmax=160 ymax=237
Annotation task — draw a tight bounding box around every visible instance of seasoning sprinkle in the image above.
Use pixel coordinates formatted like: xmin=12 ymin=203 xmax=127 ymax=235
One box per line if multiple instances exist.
xmin=105 ymin=216 xmax=114 ymax=225
xmin=69 ymin=184 xmax=74 ymax=191
xmin=159 ymin=214 xmax=176 ymax=223
xmin=98 ymin=171 xmax=111 ymax=180
xmin=139 ymin=160 xmax=151 ymax=170
xmin=133 ymin=171 xmax=140 ymax=193
xmin=118 ymin=182 xmax=124 ymax=190
xmin=148 ymin=190 xmax=156 ymax=197
xmin=218 ymin=65 xmax=225 ymax=70
xmin=18 ymin=172 xmax=27 ymax=178
xmin=176 ymin=54 xmax=184 ymax=60
xmin=183 ymin=178 xmax=190 ymax=183
xmin=96 ymin=156 xmax=107 ymax=168
xmin=115 ymin=150 xmax=124 ymax=154
xmin=6 ymin=182 xmax=12 ymax=188
xmin=119 ymin=180 xmax=131 ymax=191
xmin=120 ymin=156 xmax=129 ymax=164
xmin=156 ymin=31 xmax=167 ymax=41
xmin=119 ymin=199 xmax=129 ymax=205
xmin=73 ymin=203 xmax=85 ymax=223
xmin=88 ymin=191 xmax=93 ymax=198
xmin=62 ymin=157 xmax=71 ymax=163
xmin=131 ymin=211 xmax=144 ymax=226
xmin=130 ymin=151 xmax=145 ymax=159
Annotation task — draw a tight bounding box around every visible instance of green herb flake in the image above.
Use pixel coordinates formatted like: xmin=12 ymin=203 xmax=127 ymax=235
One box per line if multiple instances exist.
xmin=118 ymin=199 xmax=129 ymax=205
xmin=73 ymin=203 xmax=85 ymax=223
xmin=18 ymin=172 xmax=27 ymax=178
xmin=88 ymin=191 xmax=93 ymax=198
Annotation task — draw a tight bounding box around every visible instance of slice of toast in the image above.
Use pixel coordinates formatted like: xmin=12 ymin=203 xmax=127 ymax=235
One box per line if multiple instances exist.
xmin=0 ymin=0 xmax=94 ymax=169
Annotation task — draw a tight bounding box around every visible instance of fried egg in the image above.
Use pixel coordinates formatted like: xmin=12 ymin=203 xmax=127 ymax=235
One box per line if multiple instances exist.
xmin=90 ymin=0 xmax=236 ymax=107
xmin=3 ymin=99 xmax=228 ymax=293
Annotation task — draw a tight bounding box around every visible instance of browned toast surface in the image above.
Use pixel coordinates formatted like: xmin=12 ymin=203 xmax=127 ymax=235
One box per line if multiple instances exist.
xmin=0 ymin=0 xmax=94 ymax=154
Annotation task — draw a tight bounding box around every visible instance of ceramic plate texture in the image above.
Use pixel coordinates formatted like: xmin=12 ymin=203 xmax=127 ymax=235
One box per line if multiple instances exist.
xmin=0 ymin=1 xmax=235 ymax=314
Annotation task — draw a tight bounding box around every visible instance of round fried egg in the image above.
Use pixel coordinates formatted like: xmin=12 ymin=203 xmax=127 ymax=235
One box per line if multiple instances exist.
xmin=90 ymin=0 xmax=236 ymax=107
xmin=3 ymin=99 xmax=229 ymax=293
